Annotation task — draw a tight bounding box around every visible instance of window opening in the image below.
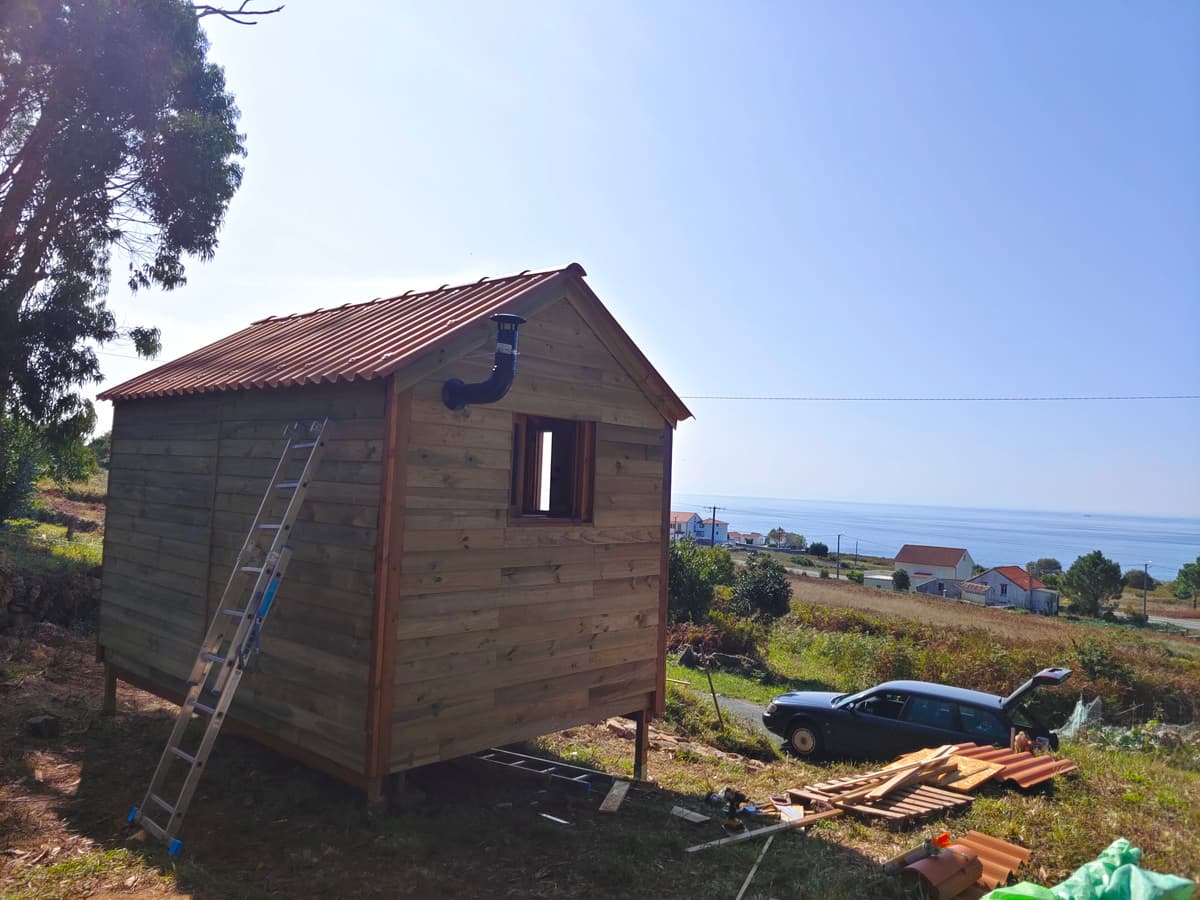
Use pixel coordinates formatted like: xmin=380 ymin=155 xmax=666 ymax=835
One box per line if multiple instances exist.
xmin=511 ymin=414 xmax=595 ymax=521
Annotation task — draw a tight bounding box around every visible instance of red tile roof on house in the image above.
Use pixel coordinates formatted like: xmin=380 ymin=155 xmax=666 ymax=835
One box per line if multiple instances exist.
xmin=98 ymin=263 xmax=691 ymax=422
xmin=993 ymin=566 xmax=1048 ymax=591
xmin=670 ymin=511 xmax=699 ymax=524
xmin=895 ymin=544 xmax=969 ymax=568
xmin=701 ymin=518 xmax=728 ymax=526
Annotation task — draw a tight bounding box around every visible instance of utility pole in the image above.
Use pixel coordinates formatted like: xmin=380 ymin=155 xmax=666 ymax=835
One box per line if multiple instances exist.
xmin=854 ymin=541 xmax=859 ymax=569
xmin=836 ymin=534 xmax=842 ymax=580
xmin=708 ymin=505 xmax=723 ymax=548
xmin=1143 ymin=561 xmax=1151 ymax=618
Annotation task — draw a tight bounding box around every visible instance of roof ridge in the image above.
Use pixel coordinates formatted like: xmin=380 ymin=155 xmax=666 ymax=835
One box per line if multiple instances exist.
xmin=250 ymin=262 xmax=586 ymax=325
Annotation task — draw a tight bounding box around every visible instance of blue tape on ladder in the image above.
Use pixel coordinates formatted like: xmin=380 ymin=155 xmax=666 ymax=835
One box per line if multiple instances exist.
xmin=127 ymin=805 xmax=139 ymax=824
xmin=168 ymin=839 xmax=183 ymax=856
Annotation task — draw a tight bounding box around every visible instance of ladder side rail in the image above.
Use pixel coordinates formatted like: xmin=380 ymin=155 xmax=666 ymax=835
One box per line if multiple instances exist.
xmin=138 ymin=656 xmax=218 ymax=817
xmin=205 ymin=428 xmax=308 ymax=633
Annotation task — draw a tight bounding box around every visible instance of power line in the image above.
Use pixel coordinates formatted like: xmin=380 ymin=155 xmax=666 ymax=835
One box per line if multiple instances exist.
xmin=680 ymin=394 xmax=1199 ymax=402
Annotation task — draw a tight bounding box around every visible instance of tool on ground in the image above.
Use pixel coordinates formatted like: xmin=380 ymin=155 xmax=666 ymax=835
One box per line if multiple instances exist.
xmin=127 ymin=419 xmax=331 ymax=855
xmin=713 ymin=786 xmax=750 ymax=829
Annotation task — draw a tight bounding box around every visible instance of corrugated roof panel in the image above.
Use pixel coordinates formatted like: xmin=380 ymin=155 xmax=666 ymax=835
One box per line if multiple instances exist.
xmin=952 ymin=743 xmax=1077 ymax=788
xmin=101 ymin=266 xmax=567 ymax=400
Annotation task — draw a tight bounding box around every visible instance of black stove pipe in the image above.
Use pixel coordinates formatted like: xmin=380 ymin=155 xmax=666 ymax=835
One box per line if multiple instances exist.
xmin=442 ymin=313 xmax=526 ymax=411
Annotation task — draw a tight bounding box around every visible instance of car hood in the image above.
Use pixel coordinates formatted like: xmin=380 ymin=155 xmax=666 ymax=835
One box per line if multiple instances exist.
xmin=1002 ymin=667 xmax=1072 ymax=708
xmin=772 ymin=691 xmax=844 ymax=708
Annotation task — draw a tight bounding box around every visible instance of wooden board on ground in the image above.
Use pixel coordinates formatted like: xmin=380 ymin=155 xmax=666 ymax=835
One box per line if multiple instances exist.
xmin=788 ymin=778 xmax=973 ymax=824
xmin=671 ymin=806 xmax=710 ymax=824
xmin=598 ymin=780 xmax=630 ymax=814
xmin=885 ymin=749 xmax=1006 ymax=793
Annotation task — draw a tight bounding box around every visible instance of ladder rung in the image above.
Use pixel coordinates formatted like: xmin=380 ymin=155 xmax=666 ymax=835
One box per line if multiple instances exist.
xmin=150 ymin=793 xmax=175 ymax=815
xmin=139 ymin=815 xmax=167 ymax=841
xmin=240 ymin=566 xmax=263 ymax=574
xmin=258 ymin=524 xmax=283 ymax=530
xmin=222 ymin=609 xmax=246 ymax=618
xmin=293 ymin=441 xmax=318 ymax=449
xmin=170 ymin=747 xmax=196 ymax=765
xmin=277 ymin=481 xmax=300 ymax=490
xmin=201 ymin=651 xmax=224 ymax=664
xmin=192 ymin=701 xmax=216 ymax=717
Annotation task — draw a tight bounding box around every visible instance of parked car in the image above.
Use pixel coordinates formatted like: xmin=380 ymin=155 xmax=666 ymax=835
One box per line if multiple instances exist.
xmin=762 ymin=668 xmax=1071 ymax=759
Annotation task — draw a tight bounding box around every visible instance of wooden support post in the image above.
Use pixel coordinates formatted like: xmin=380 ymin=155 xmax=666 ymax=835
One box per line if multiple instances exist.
xmin=101 ymin=663 xmax=116 ymax=716
xmin=631 ymin=709 xmax=649 ymax=781
xmin=366 ymin=776 xmax=386 ymax=813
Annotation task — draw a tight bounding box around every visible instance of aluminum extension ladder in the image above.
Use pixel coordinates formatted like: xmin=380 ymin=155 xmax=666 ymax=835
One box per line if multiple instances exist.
xmin=128 ymin=418 xmax=331 ymax=855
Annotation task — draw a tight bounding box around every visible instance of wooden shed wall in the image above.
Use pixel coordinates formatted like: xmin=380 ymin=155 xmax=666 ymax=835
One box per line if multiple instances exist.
xmin=101 ymin=380 xmax=387 ymax=774
xmin=388 ymin=296 xmax=667 ymax=772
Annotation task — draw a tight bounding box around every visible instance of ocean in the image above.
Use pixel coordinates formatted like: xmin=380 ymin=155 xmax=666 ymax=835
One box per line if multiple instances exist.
xmin=670 ymin=493 xmax=1200 ymax=577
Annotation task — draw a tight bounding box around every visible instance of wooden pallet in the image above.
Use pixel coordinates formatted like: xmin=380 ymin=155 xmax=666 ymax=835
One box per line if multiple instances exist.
xmin=789 ymin=778 xmax=973 ymax=823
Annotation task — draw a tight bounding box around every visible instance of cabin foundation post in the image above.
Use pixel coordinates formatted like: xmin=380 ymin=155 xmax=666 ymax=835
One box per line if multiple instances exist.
xmin=365 ymin=774 xmax=388 ymax=812
xmin=631 ymin=709 xmax=649 ymax=780
xmin=101 ymin=663 xmax=117 ymax=716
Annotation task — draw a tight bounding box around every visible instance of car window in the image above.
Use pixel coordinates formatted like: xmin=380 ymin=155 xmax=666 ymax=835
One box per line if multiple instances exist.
xmin=959 ymin=705 xmax=1009 ymax=742
xmin=854 ymin=691 xmax=907 ymax=720
xmin=903 ymin=696 xmax=958 ymax=730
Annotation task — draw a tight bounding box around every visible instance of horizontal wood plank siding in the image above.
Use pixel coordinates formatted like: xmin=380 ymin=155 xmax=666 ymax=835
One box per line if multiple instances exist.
xmin=100 ymin=381 xmax=386 ymax=776
xmin=390 ymin=297 xmax=666 ymax=771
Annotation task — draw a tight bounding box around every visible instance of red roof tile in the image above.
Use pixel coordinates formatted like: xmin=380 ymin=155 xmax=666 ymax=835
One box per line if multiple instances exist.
xmin=98 ymin=263 xmax=691 ymax=422
xmin=895 ymin=545 xmax=969 ymax=568
xmin=670 ymin=511 xmax=699 ymax=524
xmin=993 ymin=566 xmax=1047 ymax=591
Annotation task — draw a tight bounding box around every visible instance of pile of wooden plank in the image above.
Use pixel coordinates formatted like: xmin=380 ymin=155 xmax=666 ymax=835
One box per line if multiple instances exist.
xmin=789 ymin=745 xmax=977 ymax=824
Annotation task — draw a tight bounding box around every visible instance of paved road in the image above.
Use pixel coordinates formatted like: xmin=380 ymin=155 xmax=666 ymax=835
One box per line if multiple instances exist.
xmin=1148 ymin=615 xmax=1200 ymax=633
xmin=706 ymin=693 xmax=775 ymax=738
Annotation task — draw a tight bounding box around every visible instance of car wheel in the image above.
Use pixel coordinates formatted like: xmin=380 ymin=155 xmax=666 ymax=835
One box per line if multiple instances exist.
xmin=786 ymin=720 xmax=821 ymax=757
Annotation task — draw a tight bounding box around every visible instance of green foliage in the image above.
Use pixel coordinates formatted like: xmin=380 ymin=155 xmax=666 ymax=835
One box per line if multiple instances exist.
xmin=0 ymin=418 xmax=42 ymax=521
xmin=0 ymin=0 xmax=243 ymax=440
xmin=86 ymin=431 xmax=111 ymax=468
xmin=668 ymin=539 xmax=735 ymax=624
xmin=818 ymin=569 xmax=830 ymax=579
xmin=892 ymin=568 xmax=911 ymax=591
xmin=669 ymin=604 xmax=769 ymax=661
xmin=1063 ymin=551 xmax=1125 ymax=617
xmin=1174 ymin=557 xmax=1200 ymax=604
xmin=729 ymin=552 xmax=792 ymax=620
xmin=1124 ymin=569 xmax=1157 ymax=591
xmin=847 ymin=570 xmax=864 ymax=584
xmin=785 ymin=532 xmax=806 ymax=549
xmin=808 ymin=541 xmax=828 ymax=558
xmin=1027 ymin=558 xmax=1063 ymax=577
xmin=1072 ymin=639 xmax=1135 ymax=686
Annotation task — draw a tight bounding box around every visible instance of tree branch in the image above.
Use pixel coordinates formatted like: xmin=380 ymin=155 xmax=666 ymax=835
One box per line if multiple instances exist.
xmin=193 ymin=2 xmax=284 ymax=25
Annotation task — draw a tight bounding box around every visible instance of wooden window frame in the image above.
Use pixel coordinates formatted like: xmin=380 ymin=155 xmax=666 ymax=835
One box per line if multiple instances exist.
xmin=510 ymin=413 xmax=595 ymax=524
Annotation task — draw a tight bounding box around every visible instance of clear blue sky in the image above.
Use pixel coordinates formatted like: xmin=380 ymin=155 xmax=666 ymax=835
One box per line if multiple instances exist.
xmin=93 ymin=1 xmax=1200 ymax=517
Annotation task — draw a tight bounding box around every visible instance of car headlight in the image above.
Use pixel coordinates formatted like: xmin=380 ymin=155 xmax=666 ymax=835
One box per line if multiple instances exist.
xmin=766 ymin=702 xmax=778 ymax=715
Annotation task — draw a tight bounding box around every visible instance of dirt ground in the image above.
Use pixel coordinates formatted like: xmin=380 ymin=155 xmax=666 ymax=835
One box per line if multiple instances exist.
xmin=0 ymin=630 xmax=899 ymax=900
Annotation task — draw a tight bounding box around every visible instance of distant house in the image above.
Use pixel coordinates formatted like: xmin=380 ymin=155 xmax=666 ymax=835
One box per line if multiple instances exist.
xmin=915 ymin=579 xmax=964 ymax=599
xmin=894 ymin=545 xmax=976 ymax=582
xmin=670 ymin=511 xmax=703 ymax=542
xmin=965 ymin=567 xmax=1060 ymax=615
xmin=700 ymin=518 xmax=729 ymax=545
xmin=732 ymin=531 xmax=766 ymax=547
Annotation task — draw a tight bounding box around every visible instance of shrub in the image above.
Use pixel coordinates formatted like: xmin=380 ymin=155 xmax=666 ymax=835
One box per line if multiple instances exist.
xmin=1073 ymin=639 xmax=1135 ymax=686
xmin=819 ymin=569 xmax=830 ymax=579
xmin=809 ymin=542 xmax=829 ymax=558
xmin=668 ymin=539 xmax=735 ymax=624
xmin=892 ymin=569 xmax=911 ymax=591
xmin=730 ymin=552 xmax=792 ymax=620
xmin=666 ymin=605 xmax=768 ymax=662
xmin=847 ymin=570 xmax=864 ymax=584
xmin=0 ymin=419 xmax=43 ymax=521
xmin=1124 ymin=569 xmax=1157 ymax=591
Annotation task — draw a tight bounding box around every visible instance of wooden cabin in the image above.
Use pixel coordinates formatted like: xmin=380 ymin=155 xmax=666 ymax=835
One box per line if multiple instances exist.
xmin=96 ymin=263 xmax=690 ymax=800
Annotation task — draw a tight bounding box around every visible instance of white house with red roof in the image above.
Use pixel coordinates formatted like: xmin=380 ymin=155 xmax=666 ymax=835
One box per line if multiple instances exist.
xmin=670 ymin=511 xmax=703 ymax=542
xmin=893 ymin=544 xmax=976 ymax=582
xmin=965 ymin=566 xmax=1060 ymax=615
xmin=700 ymin=517 xmax=730 ymax=545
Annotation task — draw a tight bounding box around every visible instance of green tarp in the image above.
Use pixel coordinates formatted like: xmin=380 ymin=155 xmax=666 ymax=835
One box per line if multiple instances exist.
xmin=982 ymin=839 xmax=1194 ymax=900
